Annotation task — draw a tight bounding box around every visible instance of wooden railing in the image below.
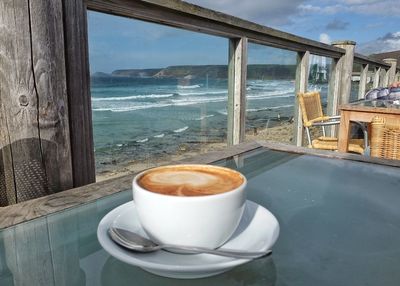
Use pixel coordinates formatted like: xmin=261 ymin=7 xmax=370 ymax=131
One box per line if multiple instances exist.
xmin=0 ymin=0 xmax=398 ymax=205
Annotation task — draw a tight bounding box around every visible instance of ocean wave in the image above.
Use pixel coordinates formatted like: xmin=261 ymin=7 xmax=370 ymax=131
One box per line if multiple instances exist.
xmin=178 ymin=90 xmax=227 ymax=96
xmin=136 ymin=138 xmax=148 ymax=143
xmin=247 ymin=89 xmax=294 ymax=98
xmin=217 ymin=110 xmax=227 ymax=116
xmin=154 ymin=133 xmax=165 ymax=138
xmin=92 ymin=93 xmax=175 ymax=101
xmin=174 ymin=126 xmax=189 ymax=133
xmin=92 ymin=89 xmax=295 ymax=113
xmin=172 ymin=96 xmax=226 ymax=105
xmin=194 ymin=114 xmax=214 ymax=120
xmin=247 ymin=104 xmax=293 ymax=112
xmin=177 ymin=84 xmax=201 ymax=89
xmin=92 ymin=103 xmax=171 ymax=112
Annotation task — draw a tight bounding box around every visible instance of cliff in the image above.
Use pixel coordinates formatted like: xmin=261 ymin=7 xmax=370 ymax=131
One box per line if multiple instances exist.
xmin=92 ymin=64 xmax=296 ymax=80
xmin=112 ymin=68 xmax=162 ymax=78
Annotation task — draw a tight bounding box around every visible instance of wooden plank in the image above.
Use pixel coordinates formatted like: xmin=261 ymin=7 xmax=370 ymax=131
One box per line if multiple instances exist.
xmin=0 ymin=0 xmax=47 ymax=204
xmin=338 ymin=110 xmax=351 ymax=152
xmin=30 ymin=0 xmax=73 ymax=192
xmin=340 ymin=104 xmax=400 ymax=115
xmin=62 ymin=0 xmax=96 ymax=187
xmin=0 ymin=111 xmax=16 ymax=206
xmin=380 ymin=68 xmax=387 ymax=87
xmin=358 ymin=64 xmax=368 ymax=100
xmin=86 ymin=0 xmax=345 ymax=58
xmin=0 ymin=0 xmax=73 ymax=204
xmin=354 ymin=53 xmax=390 ymax=69
xmin=227 ymin=37 xmax=247 ymax=146
xmin=373 ymin=67 xmax=381 ymax=88
xmin=332 ymin=41 xmax=355 ymax=105
xmin=383 ymin=58 xmax=397 ymax=85
xmin=293 ymin=51 xmax=310 ymax=146
xmin=327 ymin=57 xmax=342 ymax=136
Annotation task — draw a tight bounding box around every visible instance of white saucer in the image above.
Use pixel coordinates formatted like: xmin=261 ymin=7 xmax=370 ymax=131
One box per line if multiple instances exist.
xmin=97 ymin=200 xmax=279 ymax=279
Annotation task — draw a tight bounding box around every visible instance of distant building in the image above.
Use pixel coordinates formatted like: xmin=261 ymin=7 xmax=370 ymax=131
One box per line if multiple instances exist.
xmin=369 ymin=50 xmax=400 ymax=64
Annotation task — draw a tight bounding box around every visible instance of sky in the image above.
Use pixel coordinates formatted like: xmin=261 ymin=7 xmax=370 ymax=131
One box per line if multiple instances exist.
xmin=88 ymin=0 xmax=400 ymax=73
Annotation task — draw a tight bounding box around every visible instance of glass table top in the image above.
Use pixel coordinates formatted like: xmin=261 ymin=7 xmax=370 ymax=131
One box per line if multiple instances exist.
xmin=349 ymin=99 xmax=400 ymax=109
xmin=1 ymin=148 xmax=400 ymax=285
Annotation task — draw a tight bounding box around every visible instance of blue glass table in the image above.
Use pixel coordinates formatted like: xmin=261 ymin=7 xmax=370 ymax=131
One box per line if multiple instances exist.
xmin=1 ymin=147 xmax=400 ymax=285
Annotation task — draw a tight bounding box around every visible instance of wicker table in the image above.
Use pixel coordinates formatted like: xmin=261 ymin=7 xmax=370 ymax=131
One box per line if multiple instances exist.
xmin=338 ymin=99 xmax=400 ymax=153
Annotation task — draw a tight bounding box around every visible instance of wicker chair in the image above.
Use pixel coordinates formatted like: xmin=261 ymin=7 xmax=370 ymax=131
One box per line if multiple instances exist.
xmin=297 ymin=91 xmax=366 ymax=154
xmin=371 ymin=116 xmax=400 ymax=160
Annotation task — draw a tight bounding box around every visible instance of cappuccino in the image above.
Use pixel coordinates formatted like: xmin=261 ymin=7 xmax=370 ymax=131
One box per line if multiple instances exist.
xmin=138 ymin=165 xmax=244 ymax=196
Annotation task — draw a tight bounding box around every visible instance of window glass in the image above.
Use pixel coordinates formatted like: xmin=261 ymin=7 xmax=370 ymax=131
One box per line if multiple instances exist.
xmin=88 ymin=12 xmax=228 ymax=181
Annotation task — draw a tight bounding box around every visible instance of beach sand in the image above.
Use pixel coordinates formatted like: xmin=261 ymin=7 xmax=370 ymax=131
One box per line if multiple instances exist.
xmin=95 ymin=121 xmax=297 ymax=182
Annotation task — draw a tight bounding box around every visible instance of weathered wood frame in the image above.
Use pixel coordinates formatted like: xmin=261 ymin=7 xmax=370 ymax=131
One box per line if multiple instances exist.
xmin=293 ymin=51 xmax=310 ymax=146
xmin=1 ymin=0 xmax=398 ymax=205
xmin=227 ymin=38 xmax=248 ymax=145
xmin=358 ymin=64 xmax=369 ymax=100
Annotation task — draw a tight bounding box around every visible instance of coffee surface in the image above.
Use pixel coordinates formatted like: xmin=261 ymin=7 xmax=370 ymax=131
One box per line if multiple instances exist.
xmin=138 ymin=165 xmax=244 ymax=196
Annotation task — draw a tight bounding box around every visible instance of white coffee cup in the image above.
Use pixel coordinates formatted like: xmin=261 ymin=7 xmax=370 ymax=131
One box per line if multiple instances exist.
xmin=132 ymin=164 xmax=247 ymax=249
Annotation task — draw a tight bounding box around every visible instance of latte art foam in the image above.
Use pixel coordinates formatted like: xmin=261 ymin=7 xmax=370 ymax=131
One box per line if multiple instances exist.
xmin=138 ymin=165 xmax=244 ymax=196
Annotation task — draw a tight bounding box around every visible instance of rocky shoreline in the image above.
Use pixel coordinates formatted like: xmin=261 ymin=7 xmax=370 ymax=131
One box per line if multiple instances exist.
xmin=96 ymin=121 xmax=295 ymax=182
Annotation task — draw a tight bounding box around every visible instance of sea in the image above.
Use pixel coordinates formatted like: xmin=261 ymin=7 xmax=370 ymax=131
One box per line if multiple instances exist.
xmin=91 ymin=77 xmax=330 ymax=172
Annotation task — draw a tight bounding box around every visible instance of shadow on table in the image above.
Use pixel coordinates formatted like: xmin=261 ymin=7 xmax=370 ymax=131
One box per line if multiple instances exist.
xmin=101 ymin=255 xmax=277 ymax=285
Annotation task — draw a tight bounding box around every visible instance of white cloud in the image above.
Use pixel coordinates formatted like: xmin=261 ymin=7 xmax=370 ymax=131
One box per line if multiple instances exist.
xmin=357 ymin=31 xmax=400 ymax=54
xmin=299 ymin=0 xmax=400 ymax=16
xmin=186 ymin=0 xmax=307 ymax=26
xmin=340 ymin=0 xmax=380 ymax=4
xmin=319 ymin=33 xmax=332 ymax=44
xmin=299 ymin=4 xmax=342 ymax=14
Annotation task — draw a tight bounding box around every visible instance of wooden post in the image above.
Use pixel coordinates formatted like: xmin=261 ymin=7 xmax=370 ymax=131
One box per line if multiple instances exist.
xmin=380 ymin=68 xmax=387 ymax=87
xmin=373 ymin=67 xmax=381 ymax=88
xmin=227 ymin=37 xmax=247 ymax=146
xmin=331 ymin=41 xmax=356 ymax=105
xmin=327 ymin=57 xmax=343 ymax=136
xmin=0 ymin=0 xmax=73 ymax=205
xmin=62 ymin=0 xmax=96 ymax=186
xmin=383 ymin=58 xmax=397 ymax=86
xmin=0 ymin=0 xmax=95 ymax=205
xmin=293 ymin=51 xmax=310 ymax=146
xmin=358 ymin=64 xmax=369 ymax=100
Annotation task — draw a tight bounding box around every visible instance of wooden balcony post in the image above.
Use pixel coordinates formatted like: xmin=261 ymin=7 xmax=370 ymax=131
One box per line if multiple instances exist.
xmin=380 ymin=68 xmax=387 ymax=87
xmin=331 ymin=41 xmax=356 ymax=105
xmin=227 ymin=37 xmax=248 ymax=146
xmin=293 ymin=51 xmax=310 ymax=146
xmin=358 ymin=64 xmax=369 ymax=100
xmin=373 ymin=67 xmax=381 ymax=88
xmin=383 ymin=58 xmax=397 ymax=86
xmin=0 ymin=0 xmax=95 ymax=205
xmin=62 ymin=0 xmax=96 ymax=187
xmin=326 ymin=56 xmax=343 ymax=137
xmin=0 ymin=0 xmax=73 ymax=205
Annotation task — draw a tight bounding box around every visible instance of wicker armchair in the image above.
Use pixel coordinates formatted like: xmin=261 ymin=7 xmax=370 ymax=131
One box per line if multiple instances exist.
xmin=371 ymin=116 xmax=400 ymax=160
xmin=297 ymin=91 xmax=366 ymax=154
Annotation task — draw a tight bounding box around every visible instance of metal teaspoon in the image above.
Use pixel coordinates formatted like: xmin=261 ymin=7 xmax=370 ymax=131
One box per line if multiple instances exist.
xmin=108 ymin=226 xmax=272 ymax=259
